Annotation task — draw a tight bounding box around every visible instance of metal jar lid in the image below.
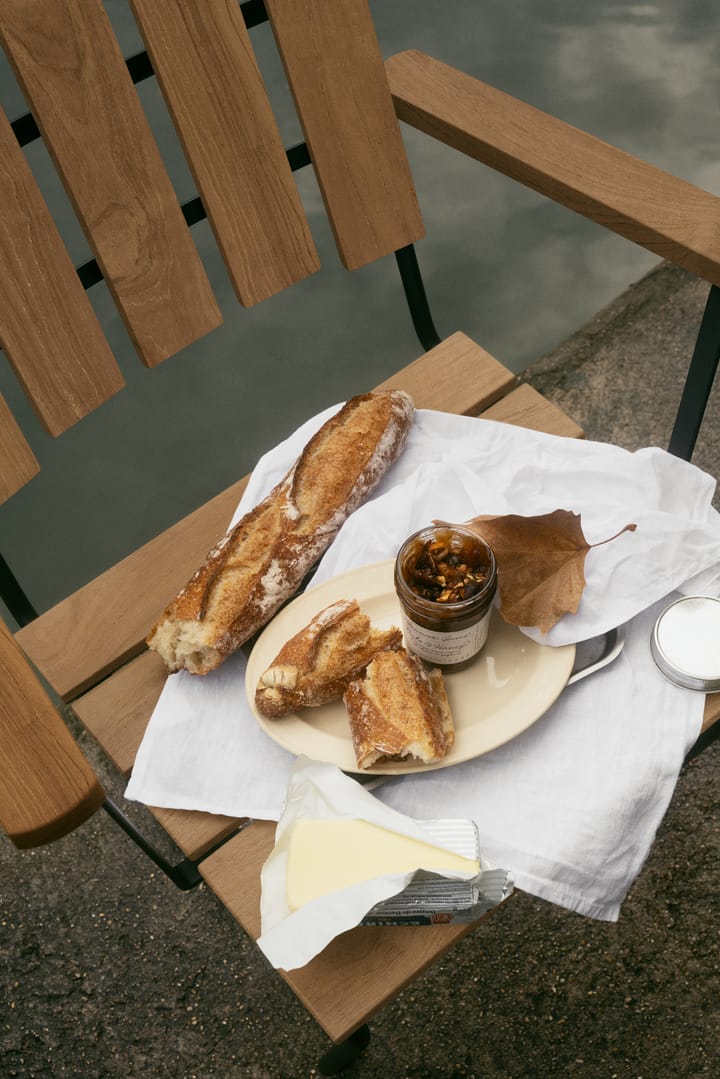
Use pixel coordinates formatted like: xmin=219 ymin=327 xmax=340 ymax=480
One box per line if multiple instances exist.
xmin=651 ymin=595 xmax=720 ymax=692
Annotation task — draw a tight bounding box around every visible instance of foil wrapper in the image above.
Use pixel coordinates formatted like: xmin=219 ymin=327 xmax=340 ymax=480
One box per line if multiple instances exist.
xmin=363 ymin=819 xmax=512 ymax=925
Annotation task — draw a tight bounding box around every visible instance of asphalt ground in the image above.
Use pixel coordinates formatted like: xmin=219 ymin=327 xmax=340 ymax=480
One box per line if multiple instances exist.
xmin=2 ymin=261 xmax=719 ymax=1078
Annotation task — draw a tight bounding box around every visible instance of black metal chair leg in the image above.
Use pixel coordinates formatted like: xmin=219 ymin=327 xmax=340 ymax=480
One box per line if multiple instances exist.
xmin=0 ymin=552 xmax=38 ymax=628
xmin=102 ymin=799 xmax=204 ymax=889
xmin=684 ymin=720 xmax=720 ymax=764
xmin=395 ymin=244 xmax=442 ymax=351
xmin=668 ymin=283 xmax=720 ymax=461
xmin=103 ymin=799 xmax=245 ymax=891
xmin=317 ymin=1024 xmax=371 ymax=1075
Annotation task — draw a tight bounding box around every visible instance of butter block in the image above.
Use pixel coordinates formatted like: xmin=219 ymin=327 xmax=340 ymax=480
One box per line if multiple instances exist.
xmin=286 ymin=817 xmax=480 ymax=911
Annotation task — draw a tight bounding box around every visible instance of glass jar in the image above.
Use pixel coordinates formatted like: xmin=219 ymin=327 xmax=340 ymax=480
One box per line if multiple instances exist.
xmin=394 ymin=524 xmax=497 ymax=667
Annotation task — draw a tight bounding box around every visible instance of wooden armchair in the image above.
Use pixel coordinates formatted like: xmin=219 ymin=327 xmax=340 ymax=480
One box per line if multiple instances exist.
xmin=1 ymin=1 xmax=719 ymax=1072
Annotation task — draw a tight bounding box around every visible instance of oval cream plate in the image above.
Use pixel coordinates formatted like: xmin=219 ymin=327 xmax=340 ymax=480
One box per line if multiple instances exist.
xmin=245 ymin=560 xmax=576 ymax=775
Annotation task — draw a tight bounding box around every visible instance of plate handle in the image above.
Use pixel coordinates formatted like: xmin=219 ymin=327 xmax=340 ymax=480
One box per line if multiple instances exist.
xmin=567 ymin=626 xmax=625 ymax=686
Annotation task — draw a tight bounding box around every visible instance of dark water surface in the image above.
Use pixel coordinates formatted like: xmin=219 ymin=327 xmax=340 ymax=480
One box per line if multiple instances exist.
xmin=1 ymin=0 xmax=719 ymax=621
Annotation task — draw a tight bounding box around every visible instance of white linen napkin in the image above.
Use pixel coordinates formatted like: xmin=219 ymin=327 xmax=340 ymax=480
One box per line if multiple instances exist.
xmin=125 ymin=405 xmax=720 ymax=921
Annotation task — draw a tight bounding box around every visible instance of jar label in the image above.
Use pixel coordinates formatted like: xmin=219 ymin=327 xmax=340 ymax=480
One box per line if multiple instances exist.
xmin=401 ymin=609 xmax=492 ymax=665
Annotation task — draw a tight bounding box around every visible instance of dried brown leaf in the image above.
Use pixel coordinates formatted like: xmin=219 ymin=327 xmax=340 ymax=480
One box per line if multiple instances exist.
xmin=446 ymin=510 xmax=636 ymax=633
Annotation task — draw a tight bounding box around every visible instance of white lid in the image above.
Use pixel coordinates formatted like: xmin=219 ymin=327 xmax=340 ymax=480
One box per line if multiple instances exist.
xmin=651 ymin=596 xmax=720 ymax=692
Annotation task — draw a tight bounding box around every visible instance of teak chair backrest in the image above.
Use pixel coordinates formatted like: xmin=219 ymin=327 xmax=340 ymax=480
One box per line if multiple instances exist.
xmin=0 ymin=616 xmax=105 ymax=847
xmin=0 ymin=0 xmax=424 ymax=505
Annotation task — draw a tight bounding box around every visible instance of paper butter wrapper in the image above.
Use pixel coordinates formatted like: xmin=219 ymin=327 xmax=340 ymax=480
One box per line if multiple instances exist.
xmin=257 ymin=756 xmax=508 ymax=971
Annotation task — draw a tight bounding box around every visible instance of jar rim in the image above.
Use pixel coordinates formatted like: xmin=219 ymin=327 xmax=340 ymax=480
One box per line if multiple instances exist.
xmin=651 ymin=595 xmax=720 ymax=691
xmin=395 ymin=523 xmax=497 ymax=611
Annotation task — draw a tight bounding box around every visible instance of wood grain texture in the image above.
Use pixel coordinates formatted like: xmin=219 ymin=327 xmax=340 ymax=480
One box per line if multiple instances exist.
xmin=482 ymin=382 xmax=584 ymax=438
xmin=128 ymin=0 xmax=319 ymax=306
xmin=0 ymin=104 xmax=124 ymax=436
xmin=72 ymin=648 xmax=167 ymax=776
xmin=701 ymin=694 xmax=720 ymax=734
xmin=15 ymin=476 xmax=249 ymax=701
xmin=386 ymin=50 xmax=720 ymax=287
xmin=0 ymin=393 xmax=40 ymax=504
xmin=375 ymin=331 xmax=516 ymax=413
xmin=150 ymin=805 xmax=242 ymax=863
xmin=0 ymin=0 xmax=222 ymax=366
xmin=200 ymin=819 xmax=489 ymax=1043
xmin=0 ymin=617 xmax=104 ymax=848
xmin=265 ymin=0 xmax=424 ymax=270
xmin=72 ymin=648 xmax=242 ymax=859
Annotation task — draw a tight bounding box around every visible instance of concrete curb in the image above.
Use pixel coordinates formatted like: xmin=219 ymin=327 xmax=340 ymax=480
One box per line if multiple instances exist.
xmin=525 ymin=262 xmax=719 ymax=496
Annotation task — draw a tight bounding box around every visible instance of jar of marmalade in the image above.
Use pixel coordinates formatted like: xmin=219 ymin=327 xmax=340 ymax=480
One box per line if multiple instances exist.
xmin=394 ymin=524 xmax=497 ymax=667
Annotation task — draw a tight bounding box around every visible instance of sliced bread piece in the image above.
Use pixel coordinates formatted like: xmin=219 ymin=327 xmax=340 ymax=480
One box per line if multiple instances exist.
xmin=343 ymin=648 xmax=454 ymax=769
xmin=255 ymin=598 xmax=402 ymax=718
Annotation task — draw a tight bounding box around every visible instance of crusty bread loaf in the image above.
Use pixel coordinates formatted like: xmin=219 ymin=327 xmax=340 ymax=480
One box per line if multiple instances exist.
xmin=147 ymin=391 xmax=414 ymax=675
xmin=343 ymin=648 xmax=454 ymax=769
xmin=255 ymin=598 xmax=402 ymax=718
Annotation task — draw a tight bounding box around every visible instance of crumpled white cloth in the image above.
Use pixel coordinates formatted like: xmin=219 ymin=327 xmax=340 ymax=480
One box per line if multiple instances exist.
xmin=126 ymin=405 xmax=720 ymax=920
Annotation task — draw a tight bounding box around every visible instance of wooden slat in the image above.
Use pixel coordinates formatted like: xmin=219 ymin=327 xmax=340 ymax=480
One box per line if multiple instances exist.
xmin=72 ymin=649 xmax=241 ymax=860
xmin=128 ymin=0 xmax=319 ymax=306
xmin=375 ymin=331 xmax=516 ymax=413
xmin=73 ymin=648 xmax=167 ymax=776
xmin=0 ymin=104 xmax=124 ymax=436
xmin=481 ymin=382 xmax=584 ymax=438
xmin=150 ymin=805 xmax=241 ymax=863
xmin=70 ymin=645 xmax=242 ymax=860
xmin=265 ymin=0 xmax=425 ymax=270
xmin=69 ymin=644 xmax=242 ymax=860
xmin=0 ymin=617 xmax=105 ymax=848
xmin=701 ymin=695 xmax=720 ymax=734
xmin=386 ymin=50 xmax=720 ymax=287
xmin=0 ymin=394 xmax=40 ymax=504
xmin=0 ymin=0 xmax=222 ymax=366
xmin=15 ymin=476 xmax=249 ymax=701
xmin=200 ymin=819 xmax=485 ymax=1043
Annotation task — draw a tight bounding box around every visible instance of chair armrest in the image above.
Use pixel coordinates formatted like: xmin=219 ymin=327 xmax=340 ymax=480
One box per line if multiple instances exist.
xmin=386 ymin=49 xmax=720 ymax=287
xmin=0 ymin=618 xmax=105 ymax=847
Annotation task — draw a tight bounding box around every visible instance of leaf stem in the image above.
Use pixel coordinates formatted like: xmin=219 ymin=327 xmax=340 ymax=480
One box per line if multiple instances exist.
xmin=589 ymin=523 xmax=637 ymax=548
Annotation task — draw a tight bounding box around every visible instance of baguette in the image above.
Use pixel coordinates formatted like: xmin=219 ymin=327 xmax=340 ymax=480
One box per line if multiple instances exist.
xmin=255 ymin=598 xmax=402 ymax=717
xmin=147 ymin=391 xmax=414 ymax=674
xmin=343 ymin=648 xmax=454 ymax=769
